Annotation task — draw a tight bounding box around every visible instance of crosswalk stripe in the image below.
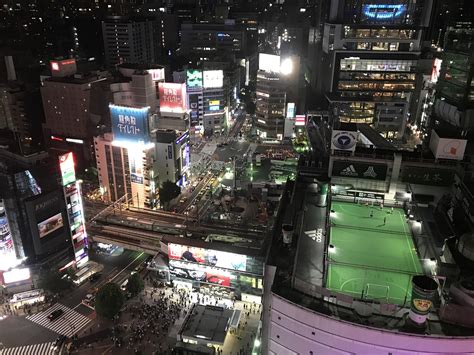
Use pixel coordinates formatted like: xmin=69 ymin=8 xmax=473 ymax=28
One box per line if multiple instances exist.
xmin=0 ymin=342 xmax=55 ymax=355
xmin=25 ymin=303 xmax=91 ymax=337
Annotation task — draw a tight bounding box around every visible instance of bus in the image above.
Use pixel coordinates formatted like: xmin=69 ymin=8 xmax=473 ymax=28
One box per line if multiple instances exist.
xmin=10 ymin=289 xmax=45 ymax=306
xmin=256 ymin=154 xmax=261 ymax=167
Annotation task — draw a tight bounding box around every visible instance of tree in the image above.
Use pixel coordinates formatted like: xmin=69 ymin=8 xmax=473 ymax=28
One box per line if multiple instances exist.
xmin=126 ymin=273 xmax=144 ymax=297
xmin=95 ymin=283 xmax=124 ymax=319
xmin=38 ymin=271 xmax=72 ymax=293
xmin=159 ymin=180 xmax=181 ymax=209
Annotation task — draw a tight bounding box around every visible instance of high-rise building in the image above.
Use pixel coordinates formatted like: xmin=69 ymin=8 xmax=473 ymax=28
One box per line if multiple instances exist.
xmin=255 ymin=59 xmax=286 ymax=140
xmin=41 ymin=60 xmax=107 ymax=168
xmin=102 ymin=17 xmax=158 ymax=69
xmin=320 ymin=0 xmax=433 ymax=140
xmin=180 ymin=22 xmax=247 ymax=57
xmin=0 ymin=147 xmax=75 ymax=270
xmin=432 ymin=24 xmax=474 ymax=131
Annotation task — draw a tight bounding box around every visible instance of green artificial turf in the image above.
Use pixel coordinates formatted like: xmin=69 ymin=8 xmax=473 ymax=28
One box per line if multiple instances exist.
xmin=327 ymin=201 xmax=423 ymax=305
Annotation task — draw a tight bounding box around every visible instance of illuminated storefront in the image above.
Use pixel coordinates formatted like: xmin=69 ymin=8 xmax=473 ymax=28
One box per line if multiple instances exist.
xmin=166 ymin=242 xmax=264 ymax=300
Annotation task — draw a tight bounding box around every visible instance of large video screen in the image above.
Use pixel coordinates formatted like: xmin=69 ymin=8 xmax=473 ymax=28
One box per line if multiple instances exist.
xmin=168 ymin=243 xmax=246 ymax=271
xmin=361 ymin=3 xmax=407 ymax=22
xmin=169 ymin=260 xmax=232 ymax=287
xmin=37 ymin=213 xmax=63 ymax=238
xmin=186 ymin=70 xmax=203 ymax=88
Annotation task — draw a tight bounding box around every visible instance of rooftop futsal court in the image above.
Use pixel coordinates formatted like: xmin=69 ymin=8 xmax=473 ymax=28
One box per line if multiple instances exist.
xmin=327 ymin=200 xmax=423 ymax=305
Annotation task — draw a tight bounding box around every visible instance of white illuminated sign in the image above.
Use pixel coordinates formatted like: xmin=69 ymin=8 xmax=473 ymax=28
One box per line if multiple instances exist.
xmin=3 ymin=268 xmax=31 ymax=284
xmin=203 ymin=70 xmax=224 ymax=88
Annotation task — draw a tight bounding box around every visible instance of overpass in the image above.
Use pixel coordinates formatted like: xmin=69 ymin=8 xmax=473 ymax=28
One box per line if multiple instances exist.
xmin=85 ymin=200 xmax=267 ymax=254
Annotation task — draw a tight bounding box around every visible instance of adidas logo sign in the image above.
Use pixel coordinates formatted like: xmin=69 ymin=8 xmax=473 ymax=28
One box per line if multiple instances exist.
xmin=340 ymin=165 xmax=358 ymax=177
xmin=363 ymin=166 xmax=377 ymax=178
xmin=305 ymin=229 xmax=323 ymax=243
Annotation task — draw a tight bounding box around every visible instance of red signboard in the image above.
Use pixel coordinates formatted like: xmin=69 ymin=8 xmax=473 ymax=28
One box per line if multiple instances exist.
xmin=295 ymin=115 xmax=306 ymax=126
xmin=159 ymin=83 xmax=187 ymax=113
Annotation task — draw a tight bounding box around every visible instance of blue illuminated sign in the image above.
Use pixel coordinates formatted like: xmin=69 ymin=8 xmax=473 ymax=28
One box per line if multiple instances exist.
xmin=362 ymin=4 xmax=406 ymax=20
xmin=209 ymin=105 xmax=220 ymax=111
xmin=110 ymin=105 xmax=150 ymax=143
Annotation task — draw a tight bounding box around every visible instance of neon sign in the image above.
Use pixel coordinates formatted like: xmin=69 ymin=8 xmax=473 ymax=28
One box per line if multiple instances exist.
xmin=362 ymin=4 xmax=407 ymax=20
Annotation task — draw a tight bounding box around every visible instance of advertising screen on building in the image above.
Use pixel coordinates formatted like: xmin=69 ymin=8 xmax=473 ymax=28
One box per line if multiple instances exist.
xmin=361 ymin=3 xmax=407 ymax=21
xmin=159 ymin=83 xmax=187 ymax=113
xmin=2 ymin=268 xmax=31 ymax=284
xmin=332 ymin=161 xmax=387 ymax=181
xmin=168 ymin=243 xmax=246 ymax=271
xmin=186 ymin=70 xmax=203 ymax=88
xmin=148 ymin=68 xmax=165 ymax=81
xmin=295 ymin=115 xmax=306 ymax=126
xmin=59 ymin=152 xmax=76 ymax=186
xmin=129 ymin=148 xmax=144 ymax=184
xmin=169 ymin=260 xmax=232 ymax=287
xmin=209 ymin=100 xmax=220 ymax=111
xmin=37 ymin=213 xmax=64 ymax=239
xmin=429 ymin=130 xmax=467 ymax=161
xmin=286 ymin=103 xmax=295 ymax=118
xmin=203 ymin=70 xmax=224 ymax=88
xmin=401 ymin=166 xmax=454 ymax=186
xmin=110 ymin=104 xmax=150 ymax=143
xmin=259 ymin=53 xmax=281 ymax=73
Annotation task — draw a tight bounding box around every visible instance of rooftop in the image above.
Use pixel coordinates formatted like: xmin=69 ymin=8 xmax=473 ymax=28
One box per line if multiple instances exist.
xmin=179 ymin=304 xmax=233 ymax=345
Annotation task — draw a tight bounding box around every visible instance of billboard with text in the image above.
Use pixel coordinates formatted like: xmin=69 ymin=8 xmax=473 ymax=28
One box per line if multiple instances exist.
xmin=110 ymin=105 xmax=150 ymax=144
xmin=37 ymin=213 xmax=64 ymax=239
xmin=159 ymin=83 xmax=187 ymax=113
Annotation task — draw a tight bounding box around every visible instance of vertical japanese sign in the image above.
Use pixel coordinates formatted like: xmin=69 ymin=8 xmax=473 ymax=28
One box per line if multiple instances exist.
xmin=59 ymin=152 xmax=89 ymax=266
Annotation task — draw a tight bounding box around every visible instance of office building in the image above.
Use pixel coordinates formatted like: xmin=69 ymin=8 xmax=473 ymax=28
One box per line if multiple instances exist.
xmin=432 ymin=24 xmax=474 ymax=131
xmin=102 ymin=17 xmax=158 ymax=68
xmin=180 ymin=22 xmax=247 ymax=57
xmin=255 ymin=63 xmax=286 ymax=140
xmin=41 ymin=59 xmax=108 ymax=168
xmin=0 ymin=147 xmax=75 ymax=270
xmin=94 ymin=132 xmax=158 ymax=208
xmin=320 ymin=0 xmax=433 ymax=140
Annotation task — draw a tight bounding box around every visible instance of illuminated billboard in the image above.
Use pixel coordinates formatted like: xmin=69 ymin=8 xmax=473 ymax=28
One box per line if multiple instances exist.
xmin=37 ymin=213 xmax=64 ymax=239
xmin=159 ymin=83 xmax=187 ymax=113
xmin=2 ymin=268 xmax=31 ymax=284
xmin=295 ymin=115 xmax=306 ymax=126
xmin=362 ymin=4 xmax=407 ymax=20
xmin=50 ymin=59 xmax=77 ymax=77
xmin=186 ymin=69 xmax=203 ymax=88
xmin=110 ymin=104 xmax=150 ymax=143
xmin=203 ymin=70 xmax=224 ymax=88
xmin=129 ymin=147 xmax=144 ymax=184
xmin=168 ymin=243 xmax=246 ymax=271
xmin=286 ymin=102 xmax=295 ymax=118
xmin=148 ymin=68 xmax=165 ymax=81
xmin=169 ymin=260 xmax=232 ymax=287
xmin=259 ymin=53 xmax=280 ymax=73
xmin=209 ymin=100 xmax=220 ymax=111
xmin=59 ymin=152 xmax=76 ymax=186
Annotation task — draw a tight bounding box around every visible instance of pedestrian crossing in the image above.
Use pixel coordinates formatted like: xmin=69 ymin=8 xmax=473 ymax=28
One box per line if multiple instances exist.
xmin=0 ymin=342 xmax=56 ymax=355
xmin=25 ymin=303 xmax=91 ymax=337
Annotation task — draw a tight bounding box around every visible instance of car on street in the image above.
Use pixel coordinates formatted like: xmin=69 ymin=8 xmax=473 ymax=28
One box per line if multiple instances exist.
xmin=89 ymin=273 xmax=102 ymax=283
xmin=48 ymin=309 xmax=64 ymax=322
